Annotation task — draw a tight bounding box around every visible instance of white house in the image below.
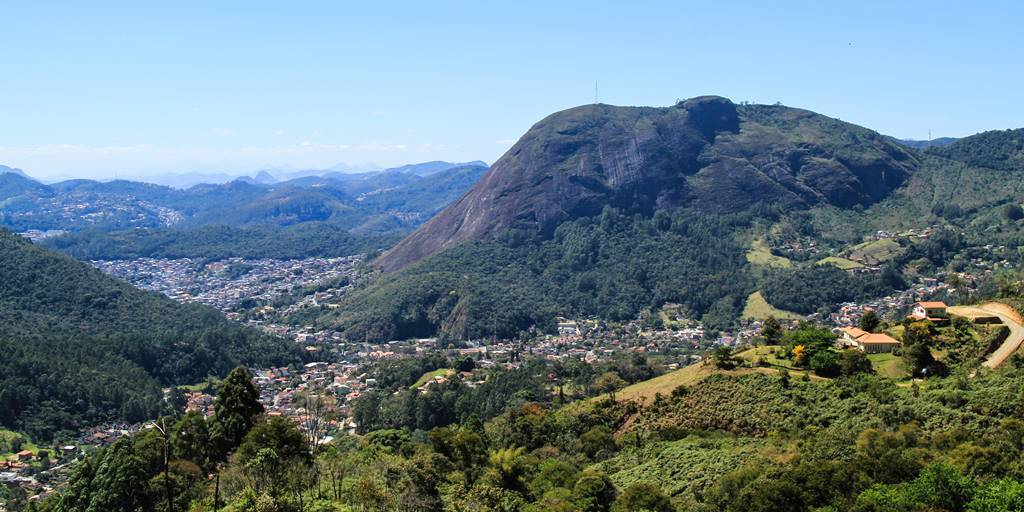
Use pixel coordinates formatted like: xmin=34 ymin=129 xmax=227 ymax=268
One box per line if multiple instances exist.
xmin=910 ymin=301 xmax=948 ymax=323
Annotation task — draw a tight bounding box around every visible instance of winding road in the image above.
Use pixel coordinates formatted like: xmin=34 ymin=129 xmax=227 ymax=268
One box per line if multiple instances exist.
xmin=948 ymin=302 xmax=1024 ymax=369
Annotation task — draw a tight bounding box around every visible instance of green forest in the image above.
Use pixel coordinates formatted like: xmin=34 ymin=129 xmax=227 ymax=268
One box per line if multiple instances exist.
xmin=0 ymin=230 xmax=301 ymax=440
xmin=318 ymin=204 xmax=915 ymax=342
xmin=43 ymin=223 xmax=399 ymax=260
xmin=31 ymin=332 xmax=1024 ymax=512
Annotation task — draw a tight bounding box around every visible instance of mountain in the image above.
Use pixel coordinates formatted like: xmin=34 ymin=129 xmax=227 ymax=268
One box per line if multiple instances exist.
xmin=887 ymin=136 xmax=958 ymax=149
xmin=1 ymin=161 xmax=488 ymax=257
xmin=253 ymin=169 xmax=279 ymax=185
xmin=928 ymin=128 xmax=1024 ymax=171
xmin=319 ymin=97 xmax=1024 ymax=342
xmin=327 ymin=162 xmax=380 ymax=174
xmin=378 ymin=96 xmax=918 ymax=272
xmin=123 ymin=171 xmax=244 ymax=188
xmin=0 ymin=165 xmax=29 ymax=178
xmin=382 ymin=160 xmax=489 ymax=177
xmin=0 ymin=170 xmax=50 ymax=200
xmin=356 ymin=163 xmax=490 ymax=225
xmin=0 ymin=229 xmax=301 ymax=439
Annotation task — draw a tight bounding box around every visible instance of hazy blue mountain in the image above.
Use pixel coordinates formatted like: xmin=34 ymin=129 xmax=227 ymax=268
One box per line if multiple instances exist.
xmin=0 ymin=165 xmax=30 ymax=178
xmin=382 ymin=160 xmax=489 ymax=177
xmin=886 ymin=136 xmax=958 ymax=149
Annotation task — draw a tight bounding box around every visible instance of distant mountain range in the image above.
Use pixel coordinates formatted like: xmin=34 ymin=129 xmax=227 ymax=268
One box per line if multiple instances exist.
xmin=0 ymin=160 xmax=489 ymax=235
xmin=109 ymin=160 xmax=485 ymax=189
xmin=887 ymin=136 xmax=959 ymax=149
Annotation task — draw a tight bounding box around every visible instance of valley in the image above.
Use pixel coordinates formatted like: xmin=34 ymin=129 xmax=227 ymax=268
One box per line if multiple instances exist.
xmin=7 ymin=5 xmax=1024 ymax=511
xmin=5 ymin=100 xmax=1024 ymax=511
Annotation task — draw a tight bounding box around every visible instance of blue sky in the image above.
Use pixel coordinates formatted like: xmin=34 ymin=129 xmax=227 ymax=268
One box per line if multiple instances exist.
xmin=1 ymin=1 xmax=1021 ymax=180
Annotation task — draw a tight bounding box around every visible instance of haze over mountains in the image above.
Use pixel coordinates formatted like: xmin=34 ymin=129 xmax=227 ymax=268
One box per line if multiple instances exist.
xmin=0 ymin=160 xmax=488 ymax=242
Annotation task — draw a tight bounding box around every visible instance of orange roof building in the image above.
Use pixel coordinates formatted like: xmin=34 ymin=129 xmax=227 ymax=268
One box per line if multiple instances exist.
xmin=910 ymin=301 xmax=949 ymax=323
xmin=838 ymin=327 xmax=901 ymax=354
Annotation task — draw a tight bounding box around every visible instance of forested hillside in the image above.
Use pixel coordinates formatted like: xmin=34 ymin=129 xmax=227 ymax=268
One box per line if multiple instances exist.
xmin=321 ymin=205 xmax=906 ymax=341
xmin=929 ymin=128 xmax=1024 ymax=171
xmin=0 ymin=230 xmax=301 ymax=439
xmin=44 ymin=223 xmax=400 ymax=260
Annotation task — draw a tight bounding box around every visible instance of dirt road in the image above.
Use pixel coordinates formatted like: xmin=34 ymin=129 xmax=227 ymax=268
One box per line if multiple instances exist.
xmin=948 ymin=302 xmax=1024 ymax=369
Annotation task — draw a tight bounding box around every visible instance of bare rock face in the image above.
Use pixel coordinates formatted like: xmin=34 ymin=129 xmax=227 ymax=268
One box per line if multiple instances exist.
xmin=376 ymin=96 xmax=918 ymax=272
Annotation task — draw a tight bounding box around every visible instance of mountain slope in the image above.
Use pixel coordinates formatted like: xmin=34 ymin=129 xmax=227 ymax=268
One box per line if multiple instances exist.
xmin=324 ymin=98 xmax=1024 ymax=342
xmin=928 ymin=128 xmax=1024 ymax=171
xmin=0 ymin=230 xmax=301 ymax=439
xmin=0 ymin=172 xmax=50 ymax=200
xmin=378 ymin=97 xmax=918 ymax=272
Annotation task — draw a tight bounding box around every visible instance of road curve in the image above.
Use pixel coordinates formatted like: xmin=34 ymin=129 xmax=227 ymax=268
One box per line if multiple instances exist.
xmin=948 ymin=302 xmax=1024 ymax=369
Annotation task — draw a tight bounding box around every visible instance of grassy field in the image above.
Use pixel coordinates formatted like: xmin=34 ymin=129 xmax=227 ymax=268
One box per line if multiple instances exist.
xmin=613 ymin=347 xmax=832 ymax=405
xmin=0 ymin=428 xmax=39 ymax=459
xmin=612 ymin=363 xmax=718 ymax=404
xmin=742 ymin=291 xmax=804 ymax=321
xmin=746 ymin=239 xmax=792 ymax=268
xmin=847 ymin=238 xmax=903 ymax=265
xmin=735 ymin=346 xmax=825 ymax=380
xmin=178 ymin=377 xmax=220 ymax=393
xmin=868 ymin=352 xmax=907 ymax=379
xmin=816 ymin=256 xmax=865 ymax=270
xmin=411 ymin=368 xmax=453 ymax=389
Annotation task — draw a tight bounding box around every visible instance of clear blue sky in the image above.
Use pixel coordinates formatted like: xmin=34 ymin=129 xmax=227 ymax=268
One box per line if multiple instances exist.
xmin=1 ymin=1 xmax=1021 ymax=180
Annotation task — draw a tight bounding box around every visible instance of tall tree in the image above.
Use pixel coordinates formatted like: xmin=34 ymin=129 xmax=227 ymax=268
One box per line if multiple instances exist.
xmin=761 ymin=316 xmax=783 ymax=345
xmin=171 ymin=411 xmax=212 ymax=470
xmin=210 ymin=367 xmax=264 ymax=458
xmin=593 ymin=372 xmax=627 ymax=403
xmin=860 ymin=310 xmax=881 ymax=333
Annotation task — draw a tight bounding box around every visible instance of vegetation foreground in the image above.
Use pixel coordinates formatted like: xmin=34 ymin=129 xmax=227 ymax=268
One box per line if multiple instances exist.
xmin=17 ymin=309 xmax=1024 ymax=512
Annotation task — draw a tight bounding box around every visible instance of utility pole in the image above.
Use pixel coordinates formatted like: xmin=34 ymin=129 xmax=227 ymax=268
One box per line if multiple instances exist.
xmin=594 ymin=80 xmax=598 ymax=104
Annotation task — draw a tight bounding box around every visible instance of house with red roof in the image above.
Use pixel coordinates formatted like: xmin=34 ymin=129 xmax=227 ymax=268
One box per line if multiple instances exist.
xmin=838 ymin=326 xmax=902 ymax=354
xmin=910 ymin=301 xmax=949 ymax=323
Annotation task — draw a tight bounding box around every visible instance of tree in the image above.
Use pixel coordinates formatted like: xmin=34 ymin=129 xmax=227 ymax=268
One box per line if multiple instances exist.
xmin=859 ymin=310 xmax=881 ymax=333
xmin=761 ymin=316 xmax=783 ymax=345
xmin=593 ymin=372 xmax=627 ymax=403
xmin=579 ymin=427 xmax=615 ymax=460
xmin=1004 ymin=203 xmax=1024 ymax=221
xmin=611 ymin=482 xmax=673 ymax=512
xmin=171 ymin=411 xmax=211 ymax=470
xmin=786 ymin=323 xmax=838 ymax=369
xmin=710 ymin=345 xmax=740 ymax=370
xmin=296 ymin=392 xmax=331 ymax=455
xmin=211 ymin=367 xmax=264 ymax=458
xmin=237 ymin=416 xmax=312 ymax=466
xmin=573 ymin=470 xmax=617 ymax=512
xmin=809 ymin=350 xmax=841 ymax=377
xmin=902 ymin=324 xmax=939 ymax=377
xmin=839 ymin=350 xmax=874 ymax=376
xmin=488 ymin=446 xmax=529 ymax=493
xmin=969 ymin=479 xmax=1024 ymax=511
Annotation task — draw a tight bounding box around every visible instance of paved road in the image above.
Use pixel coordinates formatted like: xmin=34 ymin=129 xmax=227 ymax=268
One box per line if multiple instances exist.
xmin=949 ymin=303 xmax=1024 ymax=369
